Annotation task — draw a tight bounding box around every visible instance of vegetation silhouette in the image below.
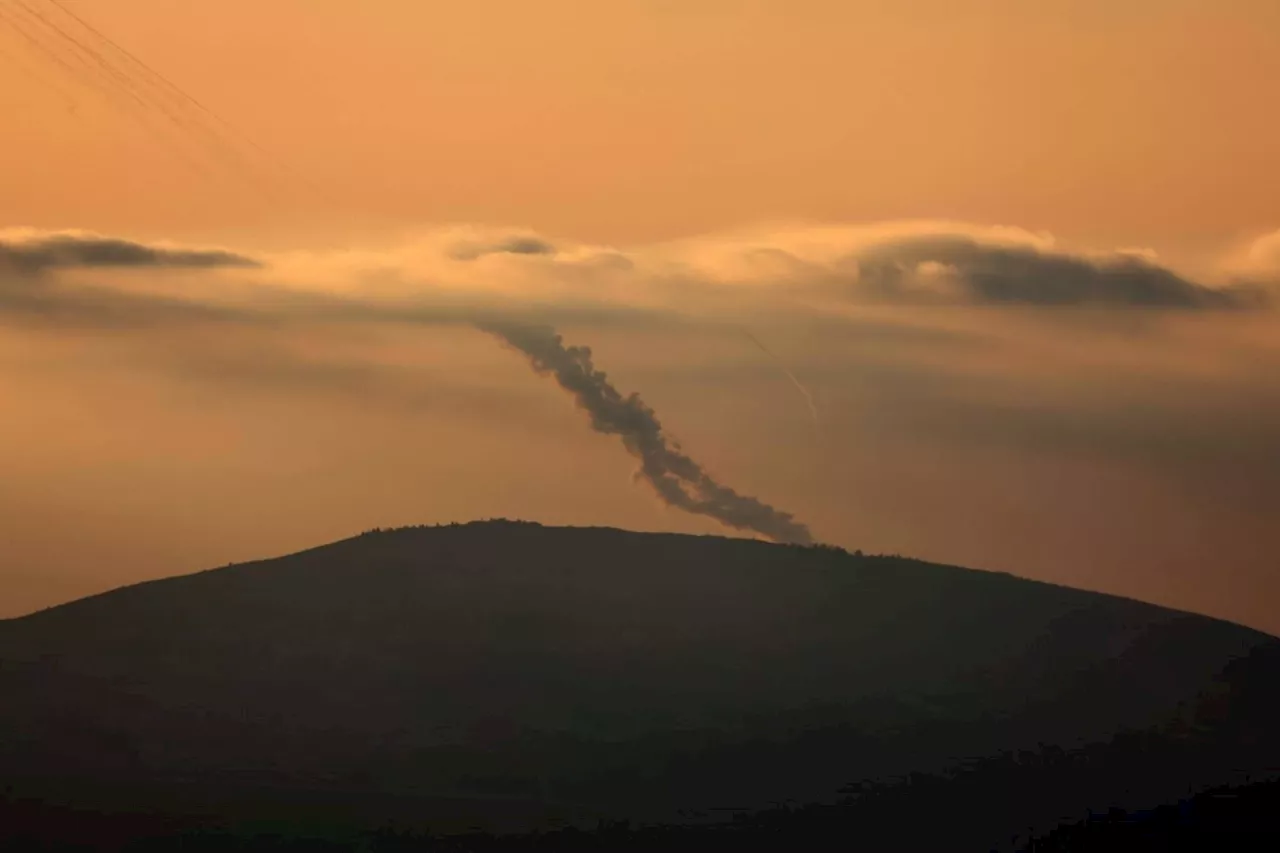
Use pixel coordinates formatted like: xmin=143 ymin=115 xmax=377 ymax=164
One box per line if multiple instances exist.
xmin=1 ymin=521 xmax=1276 ymax=850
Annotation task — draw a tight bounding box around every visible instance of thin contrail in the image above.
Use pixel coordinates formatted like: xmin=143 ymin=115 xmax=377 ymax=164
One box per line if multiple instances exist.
xmin=40 ymin=0 xmax=279 ymax=190
xmin=48 ymin=0 xmax=246 ymax=134
xmin=17 ymin=1 xmax=239 ymax=181
xmin=0 ymin=19 xmax=78 ymax=111
xmin=5 ymin=0 xmax=218 ymax=174
xmin=44 ymin=0 xmax=321 ymax=200
xmin=0 ymin=0 xmax=299 ymax=196
xmin=740 ymin=328 xmax=820 ymax=426
xmin=16 ymin=0 xmax=148 ymax=104
xmin=1 ymin=1 xmax=221 ymax=176
xmin=23 ymin=0 xmax=219 ymax=141
xmin=0 ymin=2 xmax=94 ymax=93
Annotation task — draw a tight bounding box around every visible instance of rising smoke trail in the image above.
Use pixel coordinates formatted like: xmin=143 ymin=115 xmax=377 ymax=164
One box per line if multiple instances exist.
xmin=478 ymin=320 xmax=814 ymax=545
xmin=740 ymin=328 xmax=820 ymax=426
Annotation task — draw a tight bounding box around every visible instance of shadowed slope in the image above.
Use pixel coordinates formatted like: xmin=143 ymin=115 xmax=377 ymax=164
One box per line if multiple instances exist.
xmin=1 ymin=521 xmax=1276 ymax=845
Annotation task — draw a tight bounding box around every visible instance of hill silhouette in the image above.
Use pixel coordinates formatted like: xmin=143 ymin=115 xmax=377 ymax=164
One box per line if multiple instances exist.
xmin=1 ymin=521 xmax=1277 ymax=850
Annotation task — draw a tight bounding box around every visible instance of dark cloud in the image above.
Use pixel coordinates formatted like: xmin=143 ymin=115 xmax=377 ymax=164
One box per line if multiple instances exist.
xmin=851 ymin=235 xmax=1262 ymax=309
xmin=479 ymin=320 xmax=814 ymax=545
xmin=450 ymin=236 xmax=557 ymax=261
xmin=0 ymin=233 xmax=260 ymax=277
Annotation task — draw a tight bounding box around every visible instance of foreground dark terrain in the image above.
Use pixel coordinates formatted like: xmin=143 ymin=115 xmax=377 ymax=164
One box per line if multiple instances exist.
xmin=2 ymin=521 xmax=1277 ymax=850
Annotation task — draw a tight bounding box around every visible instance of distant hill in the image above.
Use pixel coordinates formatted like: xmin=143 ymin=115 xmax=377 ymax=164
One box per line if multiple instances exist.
xmin=1 ymin=521 xmax=1277 ymax=850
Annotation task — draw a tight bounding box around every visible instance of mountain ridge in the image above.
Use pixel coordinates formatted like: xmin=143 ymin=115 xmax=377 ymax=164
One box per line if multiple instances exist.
xmin=4 ymin=520 xmax=1271 ymax=642
xmin=2 ymin=520 xmax=1276 ymax=848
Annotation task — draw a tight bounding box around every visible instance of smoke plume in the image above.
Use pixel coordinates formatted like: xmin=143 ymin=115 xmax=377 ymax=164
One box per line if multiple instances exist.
xmin=479 ymin=320 xmax=814 ymax=545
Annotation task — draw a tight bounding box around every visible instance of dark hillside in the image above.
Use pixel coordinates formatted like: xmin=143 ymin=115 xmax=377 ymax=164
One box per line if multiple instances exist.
xmin=1 ymin=522 xmax=1276 ymax=848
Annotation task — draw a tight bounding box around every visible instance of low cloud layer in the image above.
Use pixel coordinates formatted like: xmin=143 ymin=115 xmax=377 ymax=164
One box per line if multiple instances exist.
xmin=0 ymin=230 xmax=260 ymax=277
xmin=849 ymin=234 xmax=1258 ymax=308
xmin=2 ymin=221 xmax=1278 ymax=546
xmin=0 ymin=232 xmax=257 ymax=330
xmin=7 ymin=223 xmax=1262 ymax=334
xmin=1238 ymin=229 xmax=1280 ymax=281
xmin=450 ymin=235 xmax=558 ymax=261
xmin=4 ymin=220 xmax=1280 ymax=631
xmin=244 ymin=221 xmax=1268 ymax=319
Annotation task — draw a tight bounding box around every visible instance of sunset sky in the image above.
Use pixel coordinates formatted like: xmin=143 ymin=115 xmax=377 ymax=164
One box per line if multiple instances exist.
xmin=2 ymin=0 xmax=1278 ymax=634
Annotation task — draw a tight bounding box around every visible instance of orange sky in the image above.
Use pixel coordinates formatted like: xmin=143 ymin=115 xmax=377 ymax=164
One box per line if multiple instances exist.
xmin=2 ymin=1 xmax=1279 ymax=634
xmin=2 ymin=0 xmax=1278 ymax=251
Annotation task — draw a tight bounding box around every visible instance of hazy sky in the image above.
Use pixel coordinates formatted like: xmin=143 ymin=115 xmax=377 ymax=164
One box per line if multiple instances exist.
xmin=2 ymin=1 xmax=1279 ymax=635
